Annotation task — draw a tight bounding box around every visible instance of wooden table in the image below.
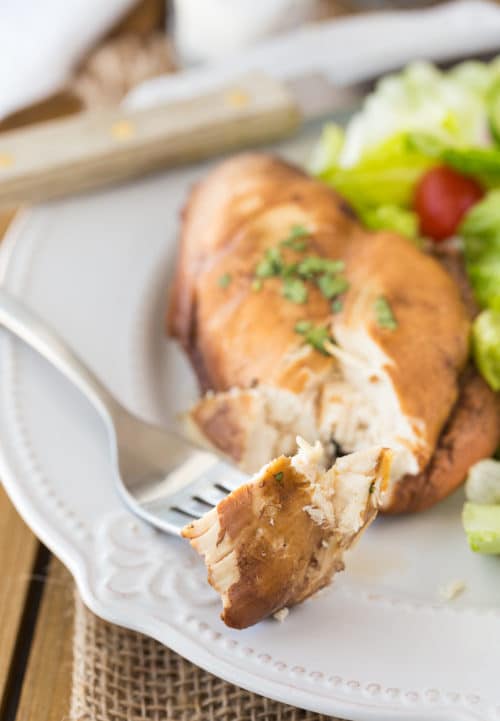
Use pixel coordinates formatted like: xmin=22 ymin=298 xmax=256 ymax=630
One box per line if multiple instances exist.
xmin=0 ymin=4 xmax=166 ymax=716
xmin=0 ymin=486 xmax=74 ymax=721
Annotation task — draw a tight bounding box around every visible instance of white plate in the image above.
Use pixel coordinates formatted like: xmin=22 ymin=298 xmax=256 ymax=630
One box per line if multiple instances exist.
xmin=1 ymin=126 xmax=500 ymax=721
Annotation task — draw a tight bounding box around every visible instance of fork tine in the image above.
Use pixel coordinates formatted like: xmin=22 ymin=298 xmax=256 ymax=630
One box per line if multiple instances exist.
xmin=123 ymin=456 xmax=248 ymax=535
xmin=195 ymin=461 xmax=246 ymax=489
xmin=194 ymin=485 xmax=226 ymax=506
xmin=136 ymin=503 xmax=197 ymax=533
xmin=174 ymin=497 xmax=215 ymax=519
xmin=215 ymin=478 xmax=240 ymax=493
xmin=192 ymin=493 xmax=216 ymax=508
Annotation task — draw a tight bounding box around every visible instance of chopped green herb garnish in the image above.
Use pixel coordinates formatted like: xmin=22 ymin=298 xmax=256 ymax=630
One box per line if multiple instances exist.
xmin=294 ymin=320 xmax=313 ymax=335
xmin=294 ymin=320 xmax=334 ymax=355
xmin=282 ymin=277 xmax=308 ymax=304
xmin=282 ymin=238 xmax=308 ymax=251
xmin=369 ymin=482 xmax=376 ymax=494
xmin=274 ymin=471 xmax=284 ymax=483
xmin=267 ymin=246 xmax=283 ymax=266
xmin=281 ymin=226 xmax=309 ymax=251
xmin=317 ymin=274 xmax=349 ymax=299
xmin=305 ymin=325 xmax=331 ymax=354
xmin=218 ymin=273 xmax=232 ymax=289
xmin=254 ymin=243 xmax=349 ymax=313
xmin=255 ymin=258 xmax=274 ymax=278
xmin=281 ymin=225 xmax=311 ymax=251
xmin=374 ymin=296 xmax=398 ymax=330
xmin=297 ymin=256 xmax=345 ymax=279
xmin=331 ymin=299 xmax=343 ymax=314
xmin=288 ymin=224 xmax=309 ymax=239
xmin=282 ymin=262 xmax=299 ymax=277
xmin=255 ymin=247 xmax=283 ymax=278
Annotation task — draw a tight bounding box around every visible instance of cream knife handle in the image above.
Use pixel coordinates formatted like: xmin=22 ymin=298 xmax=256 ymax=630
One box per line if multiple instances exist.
xmin=0 ymin=73 xmax=300 ymax=208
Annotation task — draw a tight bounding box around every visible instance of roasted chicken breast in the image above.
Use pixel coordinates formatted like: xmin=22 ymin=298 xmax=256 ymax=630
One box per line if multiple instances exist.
xmin=169 ymin=153 xmax=500 ymax=512
xmin=183 ymin=439 xmax=392 ymax=628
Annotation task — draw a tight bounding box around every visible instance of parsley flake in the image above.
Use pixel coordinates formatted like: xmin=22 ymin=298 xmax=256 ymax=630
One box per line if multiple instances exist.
xmin=317 ymin=274 xmax=349 ymax=299
xmin=282 ymin=238 xmax=307 ymax=251
xmin=274 ymin=471 xmax=284 ymax=483
xmin=282 ymin=262 xmax=299 ymax=277
xmin=218 ymin=273 xmax=232 ymax=289
xmin=251 ymin=278 xmax=263 ymax=292
xmin=331 ymin=299 xmax=343 ymax=314
xmin=290 ymin=224 xmax=309 ymax=237
xmin=294 ymin=320 xmax=334 ymax=355
xmin=374 ymin=296 xmax=398 ymax=330
xmin=294 ymin=320 xmax=313 ymax=335
xmin=281 ymin=225 xmax=311 ymax=251
xmin=255 ymin=258 xmax=273 ymax=278
xmin=255 ymin=247 xmax=283 ymax=278
xmin=281 ymin=225 xmax=309 ymax=251
xmin=297 ymin=256 xmax=345 ymax=279
xmin=295 ymin=324 xmax=331 ymax=355
xmin=369 ymin=482 xmax=376 ymax=494
xmin=305 ymin=325 xmax=331 ymax=354
xmin=282 ymin=277 xmax=308 ymax=304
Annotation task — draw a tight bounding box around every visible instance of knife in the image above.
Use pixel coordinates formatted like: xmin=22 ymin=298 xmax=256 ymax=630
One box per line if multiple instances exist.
xmin=0 ymin=71 xmax=366 ymax=209
xmin=1 ymin=0 xmax=500 ymax=208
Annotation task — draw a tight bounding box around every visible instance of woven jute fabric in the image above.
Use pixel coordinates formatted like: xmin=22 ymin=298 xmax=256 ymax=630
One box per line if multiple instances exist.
xmin=71 ymin=594 xmax=343 ymax=721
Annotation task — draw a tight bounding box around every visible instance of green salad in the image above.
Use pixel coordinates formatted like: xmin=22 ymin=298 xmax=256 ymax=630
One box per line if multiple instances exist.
xmin=310 ymin=59 xmax=500 ymax=553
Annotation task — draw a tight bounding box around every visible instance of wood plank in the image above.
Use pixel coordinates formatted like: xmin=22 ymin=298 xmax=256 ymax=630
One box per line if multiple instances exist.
xmin=0 ymin=209 xmax=16 ymax=238
xmin=0 ymin=92 xmax=82 ymax=133
xmin=110 ymin=0 xmax=165 ymax=36
xmin=14 ymin=557 xmax=74 ymax=721
xmin=0 ymin=487 xmax=40 ymax=711
xmin=0 ymin=8 xmax=163 ymax=720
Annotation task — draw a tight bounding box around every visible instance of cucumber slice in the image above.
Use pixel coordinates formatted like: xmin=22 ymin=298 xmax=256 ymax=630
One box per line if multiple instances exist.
xmin=487 ymin=79 xmax=500 ymax=145
xmin=462 ymin=502 xmax=500 ymax=554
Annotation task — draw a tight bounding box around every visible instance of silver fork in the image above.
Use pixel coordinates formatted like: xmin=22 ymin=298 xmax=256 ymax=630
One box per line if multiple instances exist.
xmin=0 ymin=288 xmax=247 ymax=535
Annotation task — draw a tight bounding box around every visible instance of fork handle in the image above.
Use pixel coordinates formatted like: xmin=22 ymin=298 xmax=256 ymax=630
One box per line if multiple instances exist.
xmin=0 ymin=288 xmax=120 ymax=426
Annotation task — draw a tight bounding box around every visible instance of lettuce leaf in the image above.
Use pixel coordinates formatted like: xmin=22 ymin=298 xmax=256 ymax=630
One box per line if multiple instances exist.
xmin=472 ymin=309 xmax=500 ymax=392
xmin=460 ymin=190 xmax=500 ymax=259
xmin=338 ymin=60 xmax=492 ymax=168
xmin=310 ymin=131 xmax=425 ymax=238
xmin=442 ymin=147 xmax=500 ymax=185
xmin=450 ymin=60 xmax=496 ymax=96
xmin=467 ymin=261 xmax=500 ymax=310
xmin=408 ymin=133 xmax=500 ymax=185
xmin=319 ymin=134 xmax=432 ymax=209
xmin=460 ymin=191 xmax=500 ymax=309
xmin=308 ymin=123 xmax=344 ymax=175
xmin=357 ymin=204 xmax=419 ymax=241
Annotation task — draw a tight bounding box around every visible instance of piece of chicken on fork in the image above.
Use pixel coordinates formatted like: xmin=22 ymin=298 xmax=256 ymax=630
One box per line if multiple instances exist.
xmin=182 ymin=439 xmax=392 ymax=629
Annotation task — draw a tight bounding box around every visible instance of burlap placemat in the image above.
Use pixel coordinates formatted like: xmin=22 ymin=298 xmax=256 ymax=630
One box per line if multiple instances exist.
xmin=71 ymin=593 xmax=343 ymax=721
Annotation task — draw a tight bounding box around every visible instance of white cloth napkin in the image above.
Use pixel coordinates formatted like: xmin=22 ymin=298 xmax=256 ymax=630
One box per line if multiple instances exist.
xmin=0 ymin=0 xmax=135 ymax=120
xmin=127 ymin=0 xmax=500 ymax=111
xmin=1 ymin=0 xmax=500 ymax=123
xmin=170 ymin=0 xmax=323 ymax=65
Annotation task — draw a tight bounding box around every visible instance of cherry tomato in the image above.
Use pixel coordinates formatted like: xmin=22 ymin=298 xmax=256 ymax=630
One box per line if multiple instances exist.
xmin=414 ymin=165 xmax=484 ymax=242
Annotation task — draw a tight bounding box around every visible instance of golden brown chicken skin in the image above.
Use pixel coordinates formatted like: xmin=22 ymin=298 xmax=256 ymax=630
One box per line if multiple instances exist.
xmin=183 ymin=441 xmax=392 ymax=628
xmin=169 ymin=153 xmax=499 ymax=512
